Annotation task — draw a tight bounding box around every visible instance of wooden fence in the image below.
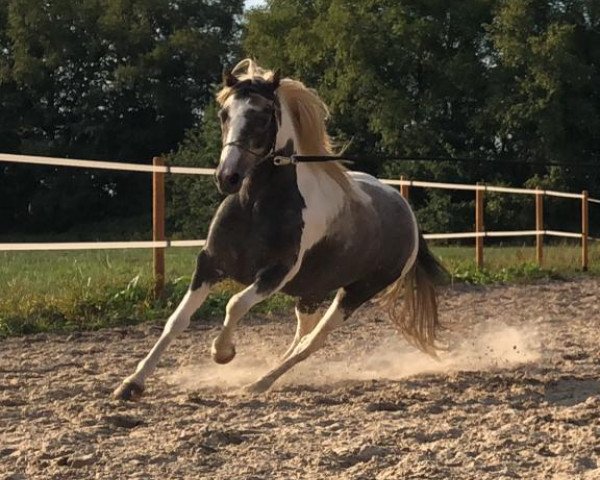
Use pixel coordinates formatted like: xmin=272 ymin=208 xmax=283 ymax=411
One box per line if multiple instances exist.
xmin=1 ymin=153 xmax=597 ymax=297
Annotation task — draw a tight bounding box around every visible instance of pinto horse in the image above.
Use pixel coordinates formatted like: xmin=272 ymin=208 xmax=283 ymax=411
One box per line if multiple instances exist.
xmin=114 ymin=59 xmax=446 ymax=400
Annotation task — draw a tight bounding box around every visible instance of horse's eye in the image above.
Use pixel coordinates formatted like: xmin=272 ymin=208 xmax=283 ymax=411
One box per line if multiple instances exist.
xmin=255 ymin=112 xmax=272 ymax=126
xmin=218 ymin=109 xmax=228 ymax=123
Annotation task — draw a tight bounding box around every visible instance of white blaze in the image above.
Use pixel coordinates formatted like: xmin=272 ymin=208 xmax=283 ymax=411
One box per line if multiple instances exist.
xmin=219 ymin=97 xmax=260 ymax=165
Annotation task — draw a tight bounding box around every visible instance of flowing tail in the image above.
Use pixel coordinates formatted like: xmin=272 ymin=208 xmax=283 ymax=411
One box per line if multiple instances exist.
xmin=378 ymin=234 xmax=448 ymax=356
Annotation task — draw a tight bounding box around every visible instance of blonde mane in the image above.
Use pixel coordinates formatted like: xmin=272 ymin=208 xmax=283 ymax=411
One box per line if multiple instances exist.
xmin=217 ymin=59 xmax=360 ymax=199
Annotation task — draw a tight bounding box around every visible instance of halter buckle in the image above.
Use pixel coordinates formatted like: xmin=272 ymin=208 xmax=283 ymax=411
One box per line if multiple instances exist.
xmin=273 ymin=156 xmax=295 ymax=166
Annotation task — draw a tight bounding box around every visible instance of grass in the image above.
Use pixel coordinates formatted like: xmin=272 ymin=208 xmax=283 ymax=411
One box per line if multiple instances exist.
xmin=1 ymin=242 xmax=598 ymax=337
xmin=0 ymin=248 xmax=295 ymax=337
xmin=435 ymin=242 xmax=600 ymax=283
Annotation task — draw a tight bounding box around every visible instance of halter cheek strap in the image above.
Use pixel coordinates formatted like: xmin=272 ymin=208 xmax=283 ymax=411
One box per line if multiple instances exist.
xmin=222 ymin=101 xmax=279 ymax=164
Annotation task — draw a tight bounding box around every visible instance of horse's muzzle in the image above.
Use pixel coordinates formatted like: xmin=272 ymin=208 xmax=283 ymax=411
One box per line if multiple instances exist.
xmin=216 ymin=165 xmax=243 ymax=194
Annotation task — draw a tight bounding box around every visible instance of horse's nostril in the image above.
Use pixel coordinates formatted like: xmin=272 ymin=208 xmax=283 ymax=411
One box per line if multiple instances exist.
xmin=228 ymin=173 xmax=240 ymax=186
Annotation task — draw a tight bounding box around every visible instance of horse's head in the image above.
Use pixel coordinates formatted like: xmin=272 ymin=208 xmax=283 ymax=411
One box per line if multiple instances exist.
xmin=215 ymin=69 xmax=281 ymax=194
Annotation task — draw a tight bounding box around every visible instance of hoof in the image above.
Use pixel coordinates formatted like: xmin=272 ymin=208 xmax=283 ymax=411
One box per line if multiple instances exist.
xmin=113 ymin=381 xmax=144 ymax=401
xmin=211 ymin=340 xmax=236 ymax=365
xmin=242 ymin=379 xmax=271 ymax=395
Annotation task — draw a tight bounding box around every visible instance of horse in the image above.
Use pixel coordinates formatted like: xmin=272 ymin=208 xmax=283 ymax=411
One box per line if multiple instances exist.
xmin=113 ymin=59 xmax=446 ymax=401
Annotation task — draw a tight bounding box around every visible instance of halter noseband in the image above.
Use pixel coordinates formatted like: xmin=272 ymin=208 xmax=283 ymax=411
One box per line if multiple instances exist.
xmin=222 ymin=140 xmax=267 ymax=159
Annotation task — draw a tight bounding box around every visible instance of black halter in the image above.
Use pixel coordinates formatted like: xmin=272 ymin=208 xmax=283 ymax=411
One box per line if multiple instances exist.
xmin=222 ymin=140 xmax=268 ymax=159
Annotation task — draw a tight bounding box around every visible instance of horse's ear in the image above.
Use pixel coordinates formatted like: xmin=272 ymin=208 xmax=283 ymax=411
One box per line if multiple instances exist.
xmin=223 ymin=69 xmax=237 ymax=88
xmin=271 ymin=69 xmax=281 ymax=90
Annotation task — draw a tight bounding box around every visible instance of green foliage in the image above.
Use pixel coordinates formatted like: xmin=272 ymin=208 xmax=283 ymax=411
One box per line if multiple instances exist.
xmin=448 ymin=262 xmax=550 ymax=284
xmin=0 ymin=248 xmax=295 ymax=337
xmin=245 ymin=0 xmax=600 ymax=236
xmin=165 ymin=101 xmax=223 ymax=238
xmin=246 ymin=1 xmax=495 ymax=165
xmin=0 ymin=0 xmax=243 ymax=235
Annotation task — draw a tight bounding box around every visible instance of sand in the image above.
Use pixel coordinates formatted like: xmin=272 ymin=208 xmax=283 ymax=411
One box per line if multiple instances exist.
xmin=1 ymin=278 xmax=599 ymax=479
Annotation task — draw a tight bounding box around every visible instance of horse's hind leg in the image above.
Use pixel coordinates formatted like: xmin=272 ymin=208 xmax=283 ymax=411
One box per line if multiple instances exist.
xmin=244 ymin=289 xmax=350 ymax=393
xmin=244 ymin=277 xmax=393 ymax=394
xmin=281 ymin=298 xmax=324 ymax=360
xmin=113 ymin=251 xmax=218 ymax=400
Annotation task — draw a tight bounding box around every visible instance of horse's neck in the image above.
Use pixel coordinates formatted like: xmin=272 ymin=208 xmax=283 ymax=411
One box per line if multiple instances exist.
xmin=241 ymin=160 xmax=297 ymax=204
xmin=234 ymin=102 xmax=298 ymax=202
xmin=255 ymin=98 xmax=347 ymax=214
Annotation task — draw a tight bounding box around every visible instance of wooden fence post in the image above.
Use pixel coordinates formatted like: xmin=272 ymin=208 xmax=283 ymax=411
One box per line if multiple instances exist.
xmin=400 ymin=175 xmax=410 ymax=200
xmin=582 ymin=190 xmax=589 ymax=272
xmin=536 ymin=189 xmax=544 ymax=266
xmin=153 ymin=156 xmax=166 ymax=299
xmin=476 ymin=184 xmax=484 ymax=269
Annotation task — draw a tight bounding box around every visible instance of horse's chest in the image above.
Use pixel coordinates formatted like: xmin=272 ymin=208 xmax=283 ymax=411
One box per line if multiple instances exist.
xmin=208 ymin=193 xmax=304 ymax=284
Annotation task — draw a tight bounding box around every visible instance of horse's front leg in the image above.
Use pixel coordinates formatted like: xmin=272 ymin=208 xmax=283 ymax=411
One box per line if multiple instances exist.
xmin=211 ymin=263 xmax=296 ymax=364
xmin=113 ymin=251 xmax=218 ymax=400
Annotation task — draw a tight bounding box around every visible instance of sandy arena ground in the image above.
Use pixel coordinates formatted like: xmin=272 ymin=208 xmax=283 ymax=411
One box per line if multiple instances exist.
xmin=1 ymin=278 xmax=599 ymax=479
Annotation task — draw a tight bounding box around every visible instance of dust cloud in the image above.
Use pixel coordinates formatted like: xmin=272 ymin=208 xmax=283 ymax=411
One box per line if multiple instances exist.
xmin=170 ymin=321 xmax=541 ymax=392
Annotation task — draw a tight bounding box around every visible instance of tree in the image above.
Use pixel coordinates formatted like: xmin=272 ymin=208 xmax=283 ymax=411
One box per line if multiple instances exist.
xmin=0 ymin=0 xmax=243 ymax=235
xmin=245 ymin=0 xmax=600 ymax=234
xmin=166 ymin=100 xmax=222 ymax=239
xmin=488 ymin=0 xmax=600 ymax=183
xmin=486 ymin=0 xmax=600 ymax=232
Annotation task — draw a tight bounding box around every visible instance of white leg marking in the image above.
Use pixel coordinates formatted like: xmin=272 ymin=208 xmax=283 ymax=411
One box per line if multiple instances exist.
xmin=211 ymin=284 xmax=265 ymax=363
xmin=245 ymin=290 xmax=346 ymax=393
xmin=124 ymin=285 xmax=209 ymax=386
xmin=282 ymin=307 xmax=321 ymax=360
xmin=211 ymin=261 xmax=304 ymax=363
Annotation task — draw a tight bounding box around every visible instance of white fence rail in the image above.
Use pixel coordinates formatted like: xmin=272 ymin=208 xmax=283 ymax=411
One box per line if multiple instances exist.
xmin=0 ymin=153 xmax=215 ymax=176
xmin=0 ymin=240 xmax=206 ymax=251
xmin=383 ymin=179 xmax=586 ymax=199
xmin=1 ymin=153 xmax=597 ymax=293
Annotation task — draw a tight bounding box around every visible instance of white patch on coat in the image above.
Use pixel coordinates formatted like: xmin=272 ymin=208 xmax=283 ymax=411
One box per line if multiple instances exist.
xmin=275 ymin=100 xmax=346 ymax=259
xmin=274 ymin=99 xmax=295 ymax=151
xmin=349 ymin=171 xmax=395 ymax=191
xmin=350 ymin=172 xmax=407 ymax=202
xmin=295 ymin=163 xmax=346 ymax=252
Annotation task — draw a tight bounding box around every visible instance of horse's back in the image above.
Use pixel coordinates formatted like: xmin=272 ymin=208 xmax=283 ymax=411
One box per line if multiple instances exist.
xmin=350 ymin=172 xmax=417 ymax=241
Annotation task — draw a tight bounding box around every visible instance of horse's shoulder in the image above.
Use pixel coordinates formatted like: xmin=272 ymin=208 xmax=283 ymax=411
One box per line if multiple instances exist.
xmin=207 ymin=189 xmax=303 ymax=250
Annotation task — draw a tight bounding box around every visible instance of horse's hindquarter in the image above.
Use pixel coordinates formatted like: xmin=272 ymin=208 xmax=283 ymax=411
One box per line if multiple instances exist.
xmin=283 ymin=171 xmax=418 ymax=298
xmin=352 ymin=173 xmax=419 ymax=274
